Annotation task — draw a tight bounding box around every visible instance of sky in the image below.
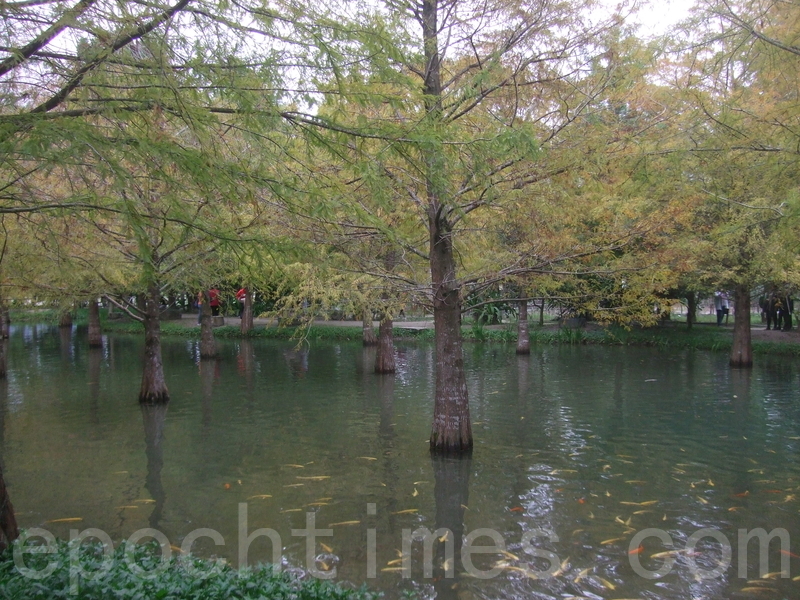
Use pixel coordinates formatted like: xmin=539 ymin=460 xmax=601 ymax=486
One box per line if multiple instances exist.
xmin=629 ymin=0 xmax=697 ymax=36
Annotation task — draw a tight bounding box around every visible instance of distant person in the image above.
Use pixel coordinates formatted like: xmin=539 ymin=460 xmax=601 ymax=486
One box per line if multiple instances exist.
xmin=236 ymin=288 xmax=247 ymax=317
xmin=765 ymin=288 xmax=780 ymax=330
xmin=196 ymin=291 xmax=204 ymax=324
xmin=209 ymin=288 xmax=221 ymax=316
xmin=714 ymin=291 xmax=729 ymax=326
xmin=779 ymin=293 xmax=793 ymax=331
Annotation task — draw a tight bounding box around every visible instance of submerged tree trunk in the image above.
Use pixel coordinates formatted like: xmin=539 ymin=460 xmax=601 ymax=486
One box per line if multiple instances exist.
xmin=139 ymin=283 xmax=169 ymax=403
xmin=730 ymin=284 xmax=753 ymax=368
xmin=686 ymin=291 xmax=697 ymax=331
xmin=429 ymin=218 xmax=472 ymax=454
xmin=375 ymin=316 xmax=395 ymax=374
xmin=88 ymin=299 xmax=102 ymax=348
xmin=0 ymin=464 xmax=18 ymax=551
xmin=58 ymin=308 xmax=73 ymax=329
xmin=362 ymin=309 xmax=377 ymax=346
xmin=199 ymin=295 xmax=217 ymax=359
xmin=516 ymin=300 xmax=530 ymax=355
xmin=240 ymin=290 xmax=253 ymax=335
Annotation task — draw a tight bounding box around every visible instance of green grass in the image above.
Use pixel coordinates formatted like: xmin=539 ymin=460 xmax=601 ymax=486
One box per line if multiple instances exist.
xmin=0 ymin=537 xmax=381 ymax=600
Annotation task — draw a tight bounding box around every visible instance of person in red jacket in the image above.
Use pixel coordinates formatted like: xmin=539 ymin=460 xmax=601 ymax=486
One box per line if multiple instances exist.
xmin=236 ymin=288 xmax=247 ymax=317
xmin=208 ymin=288 xmax=221 ymax=316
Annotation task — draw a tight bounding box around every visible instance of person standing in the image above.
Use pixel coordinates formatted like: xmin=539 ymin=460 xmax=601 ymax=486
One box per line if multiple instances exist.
xmin=714 ymin=291 xmax=729 ymax=326
xmin=236 ymin=287 xmax=247 ymax=317
xmin=209 ymin=288 xmax=221 ymax=316
xmin=778 ymin=292 xmax=793 ymax=331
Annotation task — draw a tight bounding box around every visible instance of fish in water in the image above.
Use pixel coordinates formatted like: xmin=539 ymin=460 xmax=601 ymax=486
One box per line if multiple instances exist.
xmin=45 ymin=517 xmax=83 ymax=523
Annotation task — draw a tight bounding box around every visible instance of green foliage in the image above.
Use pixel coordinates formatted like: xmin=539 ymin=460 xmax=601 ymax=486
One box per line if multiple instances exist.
xmin=0 ymin=537 xmax=380 ymax=600
xmin=470 ymin=321 xmax=488 ymax=341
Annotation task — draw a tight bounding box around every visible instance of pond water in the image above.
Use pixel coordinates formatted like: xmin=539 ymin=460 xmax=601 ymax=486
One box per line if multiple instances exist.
xmin=3 ymin=325 xmax=800 ymax=599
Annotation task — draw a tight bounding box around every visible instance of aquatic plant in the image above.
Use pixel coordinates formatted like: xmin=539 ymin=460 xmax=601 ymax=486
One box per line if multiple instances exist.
xmin=0 ymin=538 xmax=380 ymax=600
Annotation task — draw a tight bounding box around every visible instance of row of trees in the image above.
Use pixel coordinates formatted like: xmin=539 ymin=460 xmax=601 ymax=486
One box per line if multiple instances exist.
xmin=0 ymin=0 xmax=798 ymax=471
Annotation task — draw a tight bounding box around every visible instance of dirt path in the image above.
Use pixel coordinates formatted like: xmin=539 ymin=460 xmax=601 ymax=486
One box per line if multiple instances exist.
xmin=749 ymin=325 xmax=800 ymax=344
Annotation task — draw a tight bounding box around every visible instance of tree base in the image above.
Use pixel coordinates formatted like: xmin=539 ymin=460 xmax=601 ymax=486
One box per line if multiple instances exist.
xmin=729 ymin=357 xmax=753 ymax=368
xmin=429 ymin=438 xmax=473 ymax=456
xmin=139 ymin=391 xmax=170 ymax=404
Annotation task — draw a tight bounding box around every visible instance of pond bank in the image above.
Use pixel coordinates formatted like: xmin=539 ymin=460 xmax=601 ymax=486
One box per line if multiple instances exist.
xmin=12 ymin=309 xmax=800 ymax=356
xmin=134 ymin=313 xmax=800 ymax=356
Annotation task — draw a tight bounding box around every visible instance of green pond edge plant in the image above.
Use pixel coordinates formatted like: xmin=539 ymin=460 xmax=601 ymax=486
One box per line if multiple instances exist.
xmin=0 ymin=537 xmax=382 ymax=600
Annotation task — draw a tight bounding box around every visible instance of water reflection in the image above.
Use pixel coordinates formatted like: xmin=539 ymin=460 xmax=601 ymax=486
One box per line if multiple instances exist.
xmin=200 ymin=358 xmax=218 ymax=434
xmin=730 ymin=368 xmax=754 ymax=497
xmin=88 ymin=348 xmax=102 ymax=428
xmin=58 ymin=326 xmax=73 ymax=365
xmin=284 ymin=347 xmax=309 ymax=379
xmin=431 ymin=454 xmax=471 ymax=600
xmin=0 ymin=339 xmax=7 ymax=378
xmin=236 ymin=340 xmax=256 ymax=396
xmin=357 ymin=346 xmax=377 ymax=376
xmin=377 ymin=374 xmax=397 ymax=517
xmin=141 ymin=402 xmax=167 ymax=529
xmin=0 ymin=377 xmax=6 ymax=468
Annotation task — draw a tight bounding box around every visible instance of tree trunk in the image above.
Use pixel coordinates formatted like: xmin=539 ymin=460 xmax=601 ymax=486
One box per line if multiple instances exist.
xmin=730 ymin=284 xmax=753 ymax=368
xmin=58 ymin=309 xmax=73 ymax=328
xmin=88 ymin=299 xmax=102 ymax=348
xmin=429 ymin=218 xmax=472 ymax=454
xmin=139 ymin=283 xmax=169 ymax=403
xmin=0 ymin=340 xmax=6 ymax=379
xmin=516 ymin=300 xmax=530 ymax=355
xmin=240 ymin=290 xmax=253 ymax=335
xmin=374 ymin=316 xmax=396 ymax=374
xmin=686 ymin=291 xmax=697 ymax=331
xmin=362 ymin=309 xmax=377 ymax=346
xmin=0 ymin=463 xmax=19 ymax=551
xmin=0 ymin=301 xmax=9 ymax=339
xmin=423 ymin=0 xmax=471 ymax=454
xmin=539 ymin=300 xmax=545 ymax=326
xmin=200 ymin=294 xmax=217 ymax=359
